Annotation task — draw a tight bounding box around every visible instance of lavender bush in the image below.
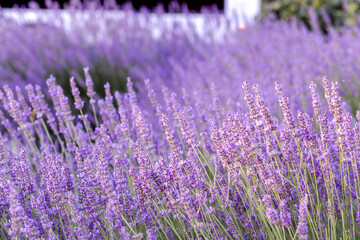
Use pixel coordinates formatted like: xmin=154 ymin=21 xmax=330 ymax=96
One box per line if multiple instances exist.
xmin=0 ymin=69 xmax=360 ymax=239
xmin=2 ymin=2 xmax=360 ymax=240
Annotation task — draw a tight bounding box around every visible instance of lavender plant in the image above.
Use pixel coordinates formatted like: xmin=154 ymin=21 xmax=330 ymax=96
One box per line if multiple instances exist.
xmin=2 ymin=1 xmax=360 ymax=239
xmin=0 ymin=68 xmax=360 ymax=239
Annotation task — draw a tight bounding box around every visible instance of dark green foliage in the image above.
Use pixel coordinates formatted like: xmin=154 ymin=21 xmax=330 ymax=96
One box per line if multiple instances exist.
xmin=262 ymin=0 xmax=360 ymax=32
xmin=50 ymin=59 xmax=129 ymax=100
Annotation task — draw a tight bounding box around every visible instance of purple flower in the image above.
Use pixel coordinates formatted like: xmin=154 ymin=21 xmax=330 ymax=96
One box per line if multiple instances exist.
xmin=70 ymin=77 xmax=84 ymax=110
xmin=296 ymin=194 xmax=309 ymax=240
xmin=275 ymin=82 xmax=295 ymax=130
xmin=330 ymin=81 xmax=342 ymax=124
xmin=84 ymin=67 xmax=95 ymax=100
xmin=242 ymin=81 xmax=260 ymax=123
xmin=262 ymin=194 xmax=279 ymax=225
xmin=279 ymin=199 xmax=292 ymax=228
xmin=9 ymin=185 xmax=40 ymax=240
xmin=309 ymin=82 xmax=322 ymax=121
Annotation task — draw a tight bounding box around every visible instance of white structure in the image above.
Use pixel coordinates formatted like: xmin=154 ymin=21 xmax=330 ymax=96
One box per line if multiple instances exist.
xmin=1 ymin=0 xmax=261 ymax=40
xmin=226 ymin=0 xmax=261 ymax=25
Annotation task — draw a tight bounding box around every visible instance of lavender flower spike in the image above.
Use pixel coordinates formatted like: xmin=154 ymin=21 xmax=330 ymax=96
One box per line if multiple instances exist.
xmin=70 ymin=76 xmax=84 ymax=110
xmin=296 ymin=194 xmax=309 ymax=240
xmin=84 ymin=67 xmax=95 ymax=100
xmin=275 ymin=82 xmax=295 ymax=130
xmin=309 ymin=82 xmax=322 ymax=121
xmin=279 ymin=199 xmax=292 ymax=228
xmin=262 ymin=194 xmax=279 ymax=225
xmin=330 ymin=81 xmax=342 ymax=124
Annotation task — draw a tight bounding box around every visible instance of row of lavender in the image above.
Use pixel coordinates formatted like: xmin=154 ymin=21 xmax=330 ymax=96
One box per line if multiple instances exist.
xmin=2 ymin=5 xmax=360 ymax=114
xmin=0 ymin=66 xmax=359 ymax=239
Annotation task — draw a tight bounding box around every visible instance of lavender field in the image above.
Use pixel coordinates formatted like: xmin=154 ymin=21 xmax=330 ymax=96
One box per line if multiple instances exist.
xmin=2 ymin=2 xmax=360 ymax=240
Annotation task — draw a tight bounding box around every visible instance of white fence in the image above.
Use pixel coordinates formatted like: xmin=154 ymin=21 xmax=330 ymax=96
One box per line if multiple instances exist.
xmin=1 ymin=0 xmax=261 ymax=40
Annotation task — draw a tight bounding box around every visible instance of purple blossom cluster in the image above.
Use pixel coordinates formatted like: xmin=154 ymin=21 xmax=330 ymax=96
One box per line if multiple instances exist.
xmin=0 ymin=66 xmax=360 ymax=239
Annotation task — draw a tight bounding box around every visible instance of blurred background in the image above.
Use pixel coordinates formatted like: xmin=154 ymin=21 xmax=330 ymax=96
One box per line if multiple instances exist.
xmin=1 ymin=0 xmax=360 ymax=119
xmin=2 ymin=0 xmax=225 ymax=10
